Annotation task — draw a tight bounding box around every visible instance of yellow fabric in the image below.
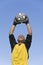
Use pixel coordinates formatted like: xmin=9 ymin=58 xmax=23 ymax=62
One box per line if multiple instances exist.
xmin=11 ymin=43 xmax=28 ymax=65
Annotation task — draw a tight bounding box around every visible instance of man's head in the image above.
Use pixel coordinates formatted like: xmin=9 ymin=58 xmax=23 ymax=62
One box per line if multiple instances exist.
xmin=17 ymin=35 xmax=25 ymax=43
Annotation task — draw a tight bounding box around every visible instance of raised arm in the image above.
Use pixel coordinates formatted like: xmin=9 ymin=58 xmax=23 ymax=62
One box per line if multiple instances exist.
xmin=9 ymin=24 xmax=17 ymax=52
xmin=9 ymin=25 xmax=15 ymax=35
xmin=22 ymin=15 xmax=32 ymax=49
xmin=9 ymin=17 xmax=21 ymax=52
xmin=26 ymin=17 xmax=32 ymax=49
xmin=26 ymin=23 xmax=32 ymax=35
xmin=22 ymin=15 xmax=32 ymax=35
xmin=9 ymin=16 xmax=21 ymax=35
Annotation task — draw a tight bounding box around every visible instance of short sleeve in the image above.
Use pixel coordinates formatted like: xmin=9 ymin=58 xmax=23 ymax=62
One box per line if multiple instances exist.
xmin=9 ymin=34 xmax=17 ymax=51
xmin=25 ymin=34 xmax=32 ymax=50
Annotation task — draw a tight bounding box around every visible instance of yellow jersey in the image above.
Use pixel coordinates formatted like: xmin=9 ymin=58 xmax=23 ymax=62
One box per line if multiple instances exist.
xmin=11 ymin=43 xmax=28 ymax=65
xmin=9 ymin=34 xmax=32 ymax=65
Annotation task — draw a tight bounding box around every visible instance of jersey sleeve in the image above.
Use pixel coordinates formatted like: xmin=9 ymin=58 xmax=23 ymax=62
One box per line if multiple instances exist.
xmin=9 ymin=34 xmax=17 ymax=51
xmin=25 ymin=34 xmax=32 ymax=50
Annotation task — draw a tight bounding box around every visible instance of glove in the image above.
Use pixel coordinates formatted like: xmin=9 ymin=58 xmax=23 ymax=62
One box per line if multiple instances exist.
xmin=13 ymin=17 xmax=21 ymax=26
xmin=22 ymin=16 xmax=29 ymax=25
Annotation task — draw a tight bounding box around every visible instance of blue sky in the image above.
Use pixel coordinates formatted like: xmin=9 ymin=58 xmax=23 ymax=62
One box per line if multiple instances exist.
xmin=0 ymin=0 xmax=43 ymax=65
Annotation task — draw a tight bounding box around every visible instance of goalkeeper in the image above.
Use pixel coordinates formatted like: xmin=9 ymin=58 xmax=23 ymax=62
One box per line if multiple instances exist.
xmin=9 ymin=13 xmax=32 ymax=65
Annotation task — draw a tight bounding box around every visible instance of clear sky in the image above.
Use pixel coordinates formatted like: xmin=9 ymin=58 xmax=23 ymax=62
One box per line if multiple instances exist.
xmin=0 ymin=0 xmax=43 ymax=65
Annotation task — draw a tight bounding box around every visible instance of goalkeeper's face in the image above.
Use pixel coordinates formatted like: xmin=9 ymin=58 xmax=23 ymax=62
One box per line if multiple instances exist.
xmin=17 ymin=35 xmax=25 ymax=43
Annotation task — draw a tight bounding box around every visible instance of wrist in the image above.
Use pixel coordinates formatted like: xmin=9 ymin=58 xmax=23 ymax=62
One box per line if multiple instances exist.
xmin=13 ymin=22 xmax=16 ymax=26
xmin=26 ymin=23 xmax=30 ymax=27
xmin=25 ymin=16 xmax=29 ymax=25
xmin=13 ymin=23 xmax=16 ymax=26
xmin=25 ymin=20 xmax=29 ymax=25
xmin=13 ymin=18 xmax=17 ymax=26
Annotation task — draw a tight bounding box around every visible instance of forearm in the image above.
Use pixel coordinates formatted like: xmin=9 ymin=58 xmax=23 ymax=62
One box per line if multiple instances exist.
xmin=9 ymin=25 xmax=16 ymax=35
xmin=26 ymin=23 xmax=32 ymax=35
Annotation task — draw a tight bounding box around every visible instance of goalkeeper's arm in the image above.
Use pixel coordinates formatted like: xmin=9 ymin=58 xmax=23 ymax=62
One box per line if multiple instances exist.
xmin=26 ymin=23 xmax=32 ymax=35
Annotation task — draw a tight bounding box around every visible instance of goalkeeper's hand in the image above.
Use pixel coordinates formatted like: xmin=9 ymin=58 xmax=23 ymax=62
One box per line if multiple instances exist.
xmin=22 ymin=16 xmax=29 ymax=25
xmin=13 ymin=17 xmax=21 ymax=26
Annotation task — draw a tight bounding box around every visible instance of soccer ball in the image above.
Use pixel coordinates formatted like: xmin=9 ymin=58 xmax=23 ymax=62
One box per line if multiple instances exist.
xmin=16 ymin=12 xmax=26 ymax=22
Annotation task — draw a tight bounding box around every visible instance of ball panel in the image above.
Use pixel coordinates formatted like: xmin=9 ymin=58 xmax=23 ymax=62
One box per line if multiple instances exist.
xmin=16 ymin=13 xmax=26 ymax=22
